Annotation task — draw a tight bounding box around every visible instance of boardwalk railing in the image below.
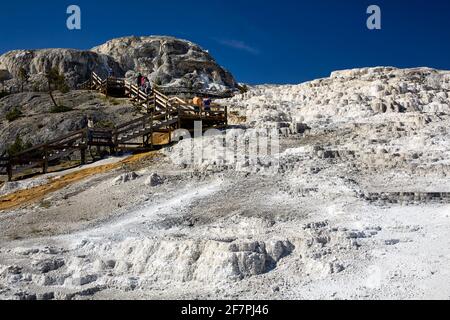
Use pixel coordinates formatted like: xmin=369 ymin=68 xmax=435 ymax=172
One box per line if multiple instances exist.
xmin=1 ymin=73 xmax=228 ymax=181
xmin=0 ymin=156 xmax=11 ymax=180
xmin=0 ymin=110 xmax=181 ymax=181
xmin=1 ymin=129 xmax=88 ymax=181
xmin=157 ymin=86 xmax=234 ymax=99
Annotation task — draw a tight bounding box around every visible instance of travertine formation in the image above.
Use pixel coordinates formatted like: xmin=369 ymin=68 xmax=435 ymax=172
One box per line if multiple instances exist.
xmin=92 ymin=36 xmax=237 ymax=91
xmin=1 ymin=67 xmax=450 ymax=300
xmin=0 ymin=36 xmax=238 ymax=92
xmin=0 ymin=49 xmax=122 ymax=89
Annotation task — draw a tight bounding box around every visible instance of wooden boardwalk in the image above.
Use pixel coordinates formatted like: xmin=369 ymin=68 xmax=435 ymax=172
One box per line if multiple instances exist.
xmin=0 ymin=73 xmax=228 ymax=181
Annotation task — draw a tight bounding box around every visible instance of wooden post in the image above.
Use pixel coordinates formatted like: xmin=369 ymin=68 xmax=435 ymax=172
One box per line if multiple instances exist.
xmin=143 ymin=117 xmax=146 ymax=146
xmin=81 ymin=129 xmax=87 ymax=165
xmin=42 ymin=147 xmax=48 ymax=174
xmin=7 ymin=161 xmax=12 ymax=182
xmin=80 ymin=147 xmax=86 ymax=165
xmin=113 ymin=129 xmax=118 ymax=153
xmin=136 ymin=86 xmax=139 ymax=103
xmin=165 ymin=101 xmax=169 ymax=121
xmin=177 ymin=105 xmax=181 ymax=130
xmin=150 ymin=112 xmax=154 ymax=148
xmin=109 ymin=128 xmax=116 ymax=154
xmin=225 ymin=105 xmax=228 ymax=127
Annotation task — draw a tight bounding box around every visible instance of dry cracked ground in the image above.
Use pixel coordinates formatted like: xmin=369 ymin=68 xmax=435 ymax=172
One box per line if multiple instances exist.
xmin=1 ymin=67 xmax=450 ymax=300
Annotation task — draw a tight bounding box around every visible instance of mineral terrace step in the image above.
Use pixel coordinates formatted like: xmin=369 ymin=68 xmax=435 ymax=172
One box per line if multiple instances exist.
xmin=362 ymin=192 xmax=450 ymax=204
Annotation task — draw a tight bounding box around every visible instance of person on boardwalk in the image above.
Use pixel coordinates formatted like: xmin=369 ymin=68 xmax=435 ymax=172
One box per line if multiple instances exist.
xmin=140 ymin=76 xmax=148 ymax=92
xmin=203 ymin=97 xmax=212 ymax=111
xmin=137 ymin=73 xmax=143 ymax=88
xmin=143 ymin=77 xmax=152 ymax=94
xmin=87 ymin=116 xmax=95 ymax=143
xmin=193 ymin=96 xmax=203 ymax=112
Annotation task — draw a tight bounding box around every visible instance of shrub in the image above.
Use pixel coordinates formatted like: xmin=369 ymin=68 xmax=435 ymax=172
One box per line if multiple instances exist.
xmin=153 ymin=77 xmax=162 ymax=86
xmin=101 ymin=96 xmax=120 ymax=106
xmin=32 ymin=83 xmax=40 ymax=92
xmin=7 ymin=135 xmax=32 ymax=156
xmin=32 ymin=81 xmax=45 ymax=92
xmin=46 ymin=68 xmax=71 ymax=107
xmin=50 ymin=105 xmax=72 ymax=113
xmin=58 ymin=80 xmax=70 ymax=94
xmin=6 ymin=107 xmax=23 ymax=122
xmin=96 ymin=120 xmax=115 ymax=129
xmin=46 ymin=68 xmax=70 ymax=92
xmin=18 ymin=67 xmax=29 ymax=92
xmin=110 ymin=99 xmax=120 ymax=106
xmin=238 ymin=84 xmax=249 ymax=94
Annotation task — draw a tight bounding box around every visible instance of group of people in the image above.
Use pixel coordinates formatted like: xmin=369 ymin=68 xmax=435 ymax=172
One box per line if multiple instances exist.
xmin=136 ymin=73 xmax=213 ymax=112
xmin=193 ymin=96 xmax=212 ymax=111
xmin=137 ymin=73 xmax=152 ymax=94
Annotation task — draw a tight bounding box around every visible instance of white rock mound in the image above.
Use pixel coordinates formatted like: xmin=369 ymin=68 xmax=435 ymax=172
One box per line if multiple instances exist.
xmin=112 ymin=172 xmax=140 ymax=185
xmin=144 ymin=173 xmax=164 ymax=187
xmin=92 ymin=36 xmax=237 ymax=92
xmin=0 ymin=36 xmax=238 ymax=93
xmin=0 ymin=49 xmax=122 ymax=90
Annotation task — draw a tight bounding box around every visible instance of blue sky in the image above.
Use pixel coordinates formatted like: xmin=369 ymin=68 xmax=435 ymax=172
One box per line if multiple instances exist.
xmin=0 ymin=0 xmax=449 ymax=84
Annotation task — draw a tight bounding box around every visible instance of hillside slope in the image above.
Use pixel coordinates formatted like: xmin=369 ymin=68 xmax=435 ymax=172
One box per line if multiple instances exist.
xmin=1 ymin=67 xmax=450 ymax=300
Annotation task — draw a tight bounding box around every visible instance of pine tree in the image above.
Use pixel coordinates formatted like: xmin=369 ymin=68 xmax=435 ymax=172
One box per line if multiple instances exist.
xmin=18 ymin=67 xmax=29 ymax=92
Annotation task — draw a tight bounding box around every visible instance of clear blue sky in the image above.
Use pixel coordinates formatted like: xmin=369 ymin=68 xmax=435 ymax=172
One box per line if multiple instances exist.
xmin=0 ymin=0 xmax=449 ymax=84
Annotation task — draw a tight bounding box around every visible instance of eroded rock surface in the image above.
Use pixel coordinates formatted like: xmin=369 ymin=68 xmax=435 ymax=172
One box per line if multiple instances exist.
xmin=0 ymin=36 xmax=238 ymax=93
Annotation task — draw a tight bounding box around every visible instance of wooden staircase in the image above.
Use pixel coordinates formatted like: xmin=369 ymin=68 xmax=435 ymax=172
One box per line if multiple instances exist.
xmin=1 ymin=73 xmax=228 ymax=181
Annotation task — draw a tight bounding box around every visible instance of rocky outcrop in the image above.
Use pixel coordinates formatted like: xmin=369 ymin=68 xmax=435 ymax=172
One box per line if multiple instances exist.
xmin=92 ymin=36 xmax=237 ymax=92
xmin=0 ymin=36 xmax=238 ymax=93
xmin=0 ymin=49 xmax=123 ymax=90
xmin=0 ymin=69 xmax=12 ymax=83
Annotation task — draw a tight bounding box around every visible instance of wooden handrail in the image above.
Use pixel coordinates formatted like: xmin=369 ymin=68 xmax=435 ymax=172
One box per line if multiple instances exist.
xmin=11 ymin=129 xmax=87 ymax=158
xmin=153 ymin=88 xmax=169 ymax=100
xmin=114 ymin=114 xmax=153 ymax=130
xmin=2 ymin=71 xmax=229 ymax=181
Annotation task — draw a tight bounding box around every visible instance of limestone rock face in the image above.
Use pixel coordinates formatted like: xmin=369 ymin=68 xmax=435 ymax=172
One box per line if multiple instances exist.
xmin=92 ymin=36 xmax=237 ymax=91
xmin=0 ymin=49 xmax=123 ymax=89
xmin=0 ymin=69 xmax=12 ymax=82
xmin=0 ymin=36 xmax=238 ymax=93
